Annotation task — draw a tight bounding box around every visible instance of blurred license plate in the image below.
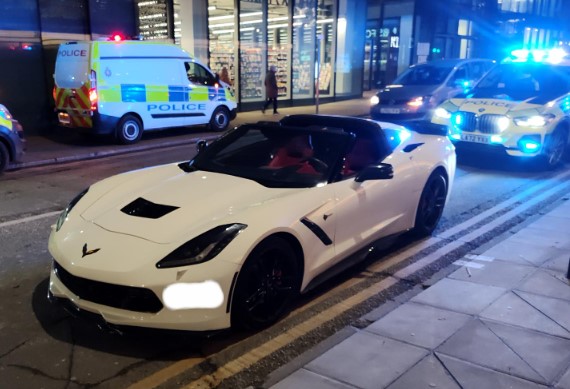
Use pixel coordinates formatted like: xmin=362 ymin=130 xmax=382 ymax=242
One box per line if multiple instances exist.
xmin=380 ymin=108 xmax=400 ymax=114
xmin=58 ymin=112 xmax=71 ymax=125
xmin=461 ymin=134 xmax=489 ymax=144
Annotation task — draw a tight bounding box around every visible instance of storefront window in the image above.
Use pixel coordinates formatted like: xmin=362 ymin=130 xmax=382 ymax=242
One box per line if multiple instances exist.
xmin=293 ymin=0 xmax=316 ymax=99
xmin=137 ymin=0 xmax=169 ymax=40
xmin=268 ymin=2 xmax=291 ymax=100
xmin=335 ymin=0 xmax=365 ymax=96
xmin=208 ymin=0 xmax=236 ymax=87
xmin=317 ymin=0 xmax=335 ymax=97
xmin=239 ymin=1 xmax=264 ymax=102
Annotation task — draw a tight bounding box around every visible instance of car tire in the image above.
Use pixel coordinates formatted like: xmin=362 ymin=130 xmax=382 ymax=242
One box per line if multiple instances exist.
xmin=0 ymin=141 xmax=9 ymax=174
xmin=116 ymin=114 xmax=143 ymax=145
xmin=413 ymin=171 xmax=447 ymax=237
xmin=231 ymin=236 xmax=301 ymax=330
xmin=542 ymin=128 xmax=567 ymax=169
xmin=209 ymin=107 xmax=230 ymax=132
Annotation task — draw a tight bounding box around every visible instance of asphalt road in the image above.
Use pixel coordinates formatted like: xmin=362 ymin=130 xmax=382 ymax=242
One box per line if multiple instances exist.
xmin=1 ymin=144 xmax=569 ymax=388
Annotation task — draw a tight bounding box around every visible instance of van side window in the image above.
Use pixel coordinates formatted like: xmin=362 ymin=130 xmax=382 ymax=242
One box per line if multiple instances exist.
xmin=185 ymin=62 xmax=216 ymax=86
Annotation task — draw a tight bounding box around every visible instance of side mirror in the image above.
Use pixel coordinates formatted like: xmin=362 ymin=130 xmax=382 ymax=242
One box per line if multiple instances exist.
xmin=355 ymin=163 xmax=394 ymax=182
xmin=196 ymin=139 xmax=208 ymax=153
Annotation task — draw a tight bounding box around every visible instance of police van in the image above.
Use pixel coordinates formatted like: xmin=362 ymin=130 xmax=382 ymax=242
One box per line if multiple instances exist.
xmin=54 ymin=39 xmax=237 ymax=144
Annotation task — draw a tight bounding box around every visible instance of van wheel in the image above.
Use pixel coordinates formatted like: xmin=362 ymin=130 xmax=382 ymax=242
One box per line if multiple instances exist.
xmin=116 ymin=115 xmax=143 ymax=145
xmin=209 ymin=107 xmax=230 ymax=132
xmin=0 ymin=142 xmax=9 ymax=174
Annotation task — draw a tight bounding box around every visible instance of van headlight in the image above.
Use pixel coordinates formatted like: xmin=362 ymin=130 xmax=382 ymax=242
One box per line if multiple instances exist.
xmin=513 ymin=114 xmax=555 ymax=127
xmin=156 ymin=224 xmax=247 ymax=268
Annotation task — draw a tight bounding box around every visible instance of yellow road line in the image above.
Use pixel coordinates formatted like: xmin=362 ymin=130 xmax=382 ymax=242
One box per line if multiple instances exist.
xmin=183 ymin=276 xmax=398 ymax=388
xmin=126 ymin=271 xmax=364 ymax=389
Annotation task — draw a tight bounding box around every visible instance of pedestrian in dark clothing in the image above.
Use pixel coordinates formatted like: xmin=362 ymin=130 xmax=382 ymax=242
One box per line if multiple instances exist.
xmin=262 ymin=65 xmax=279 ymax=114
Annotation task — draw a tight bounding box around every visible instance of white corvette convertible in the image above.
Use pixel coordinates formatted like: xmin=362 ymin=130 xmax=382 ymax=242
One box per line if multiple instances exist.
xmin=48 ymin=115 xmax=456 ymax=331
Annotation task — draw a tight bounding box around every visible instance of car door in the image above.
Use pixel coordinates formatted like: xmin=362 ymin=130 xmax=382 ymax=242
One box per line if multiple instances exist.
xmin=184 ymin=61 xmax=219 ymax=125
xmin=330 ymin=135 xmax=419 ymax=262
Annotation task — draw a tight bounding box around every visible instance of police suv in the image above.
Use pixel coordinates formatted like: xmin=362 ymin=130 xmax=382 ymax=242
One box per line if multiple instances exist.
xmin=432 ymin=49 xmax=570 ymax=168
xmin=54 ymin=38 xmax=237 ymax=144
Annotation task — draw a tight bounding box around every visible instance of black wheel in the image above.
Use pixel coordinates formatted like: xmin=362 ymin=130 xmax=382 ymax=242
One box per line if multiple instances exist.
xmin=231 ymin=236 xmax=301 ymax=330
xmin=542 ymin=128 xmax=567 ymax=169
xmin=0 ymin=141 xmax=9 ymax=174
xmin=116 ymin=114 xmax=143 ymax=145
xmin=413 ymin=172 xmax=447 ymax=237
xmin=209 ymin=107 xmax=230 ymax=131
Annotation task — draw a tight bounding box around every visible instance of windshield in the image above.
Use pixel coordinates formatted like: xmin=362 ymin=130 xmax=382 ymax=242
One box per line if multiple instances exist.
xmin=470 ymin=63 xmax=570 ymax=102
xmin=393 ymin=64 xmax=454 ymax=86
xmin=190 ymin=125 xmax=351 ymax=188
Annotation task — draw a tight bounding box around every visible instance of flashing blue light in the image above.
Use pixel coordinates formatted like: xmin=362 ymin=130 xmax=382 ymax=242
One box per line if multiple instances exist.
xmin=509 ymin=48 xmax=568 ymax=63
xmin=520 ymin=140 xmax=540 ymax=153
xmin=490 ymin=135 xmax=503 ymax=144
xmin=398 ymin=129 xmax=412 ymax=143
xmin=450 ymin=133 xmax=461 ymax=140
xmin=452 ymin=113 xmax=463 ymax=126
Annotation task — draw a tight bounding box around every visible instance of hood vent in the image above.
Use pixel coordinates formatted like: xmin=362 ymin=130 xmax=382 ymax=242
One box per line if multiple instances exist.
xmin=121 ymin=197 xmax=179 ymax=219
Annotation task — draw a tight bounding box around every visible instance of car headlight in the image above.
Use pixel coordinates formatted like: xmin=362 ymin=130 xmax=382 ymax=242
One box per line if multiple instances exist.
xmin=513 ymin=114 xmax=555 ymax=127
xmin=434 ymin=107 xmax=452 ymax=119
xmin=156 ymin=223 xmax=247 ymax=268
xmin=56 ymin=187 xmax=90 ymax=232
xmin=370 ymin=95 xmax=380 ymax=105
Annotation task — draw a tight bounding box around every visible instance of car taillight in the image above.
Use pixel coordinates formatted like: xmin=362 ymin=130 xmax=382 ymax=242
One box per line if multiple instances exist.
xmin=89 ymin=70 xmax=97 ymax=110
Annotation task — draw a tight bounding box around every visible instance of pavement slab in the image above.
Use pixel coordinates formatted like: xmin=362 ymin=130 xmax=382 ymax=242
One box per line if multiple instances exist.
xmin=448 ymin=258 xmax=536 ymax=289
xmin=386 ymin=354 xmax=461 ymax=389
xmin=542 ymin=253 xmax=570 ymax=275
xmin=510 ymin=227 xmax=570 ymax=250
xmin=515 ymin=269 xmax=570 ymax=301
xmin=437 ymin=354 xmax=548 ymax=389
xmin=515 ymin=291 xmax=570 ymax=335
xmin=436 ymin=319 xmax=544 ymax=383
xmin=480 ymin=292 xmax=570 ymax=338
xmin=485 ymin=320 xmax=570 ymax=383
xmin=269 ymin=368 xmax=357 ymax=389
xmin=365 ymin=302 xmax=471 ymax=349
xmin=481 ymin=239 xmax=567 ymax=267
xmin=305 ymin=331 xmax=428 ymax=389
xmin=555 ymin=367 xmax=570 ymax=389
xmin=410 ymin=278 xmax=506 ymax=315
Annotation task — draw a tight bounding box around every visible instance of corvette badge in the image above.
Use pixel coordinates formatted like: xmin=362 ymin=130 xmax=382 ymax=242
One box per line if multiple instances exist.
xmin=82 ymin=243 xmax=100 ymax=258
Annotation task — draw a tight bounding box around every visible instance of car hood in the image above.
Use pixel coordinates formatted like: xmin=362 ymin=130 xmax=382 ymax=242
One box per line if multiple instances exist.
xmin=448 ymin=98 xmax=542 ymax=115
xmin=378 ymin=84 xmax=439 ymax=101
xmin=80 ymin=164 xmax=297 ymax=244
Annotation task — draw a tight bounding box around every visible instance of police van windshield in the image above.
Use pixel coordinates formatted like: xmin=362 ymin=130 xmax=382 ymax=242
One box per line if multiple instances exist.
xmin=393 ymin=64 xmax=454 ymax=86
xmin=470 ymin=63 xmax=570 ymax=103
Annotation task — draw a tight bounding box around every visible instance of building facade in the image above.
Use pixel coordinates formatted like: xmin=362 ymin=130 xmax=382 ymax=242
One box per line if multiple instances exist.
xmin=363 ymin=0 xmax=570 ymax=90
xmin=0 ymin=0 xmax=366 ymax=133
xmin=1 ymin=0 xmax=569 ymax=134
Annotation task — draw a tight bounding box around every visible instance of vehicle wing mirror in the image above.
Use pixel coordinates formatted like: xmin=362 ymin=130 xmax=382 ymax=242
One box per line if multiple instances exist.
xmin=355 ymin=163 xmax=394 ymax=182
xmin=196 ymin=139 xmax=208 ymax=153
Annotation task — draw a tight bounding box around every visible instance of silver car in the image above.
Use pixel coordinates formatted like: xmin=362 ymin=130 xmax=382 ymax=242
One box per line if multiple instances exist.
xmin=370 ymin=58 xmax=495 ymax=122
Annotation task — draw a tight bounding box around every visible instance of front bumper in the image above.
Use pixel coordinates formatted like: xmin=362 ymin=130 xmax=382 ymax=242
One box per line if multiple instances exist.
xmin=0 ymin=120 xmax=26 ymax=163
xmin=48 ymin=222 xmax=242 ymax=331
xmin=370 ymin=104 xmax=429 ymax=123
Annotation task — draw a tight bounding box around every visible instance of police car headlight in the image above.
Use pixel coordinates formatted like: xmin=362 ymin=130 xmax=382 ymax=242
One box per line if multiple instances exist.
xmin=434 ymin=107 xmax=452 ymax=119
xmin=0 ymin=104 xmax=13 ymax=121
xmin=513 ymin=114 xmax=555 ymax=127
xmin=370 ymin=95 xmax=380 ymax=106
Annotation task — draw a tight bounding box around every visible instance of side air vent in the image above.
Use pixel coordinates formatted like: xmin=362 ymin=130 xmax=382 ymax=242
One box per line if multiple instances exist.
xmin=121 ymin=197 xmax=179 ymax=219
